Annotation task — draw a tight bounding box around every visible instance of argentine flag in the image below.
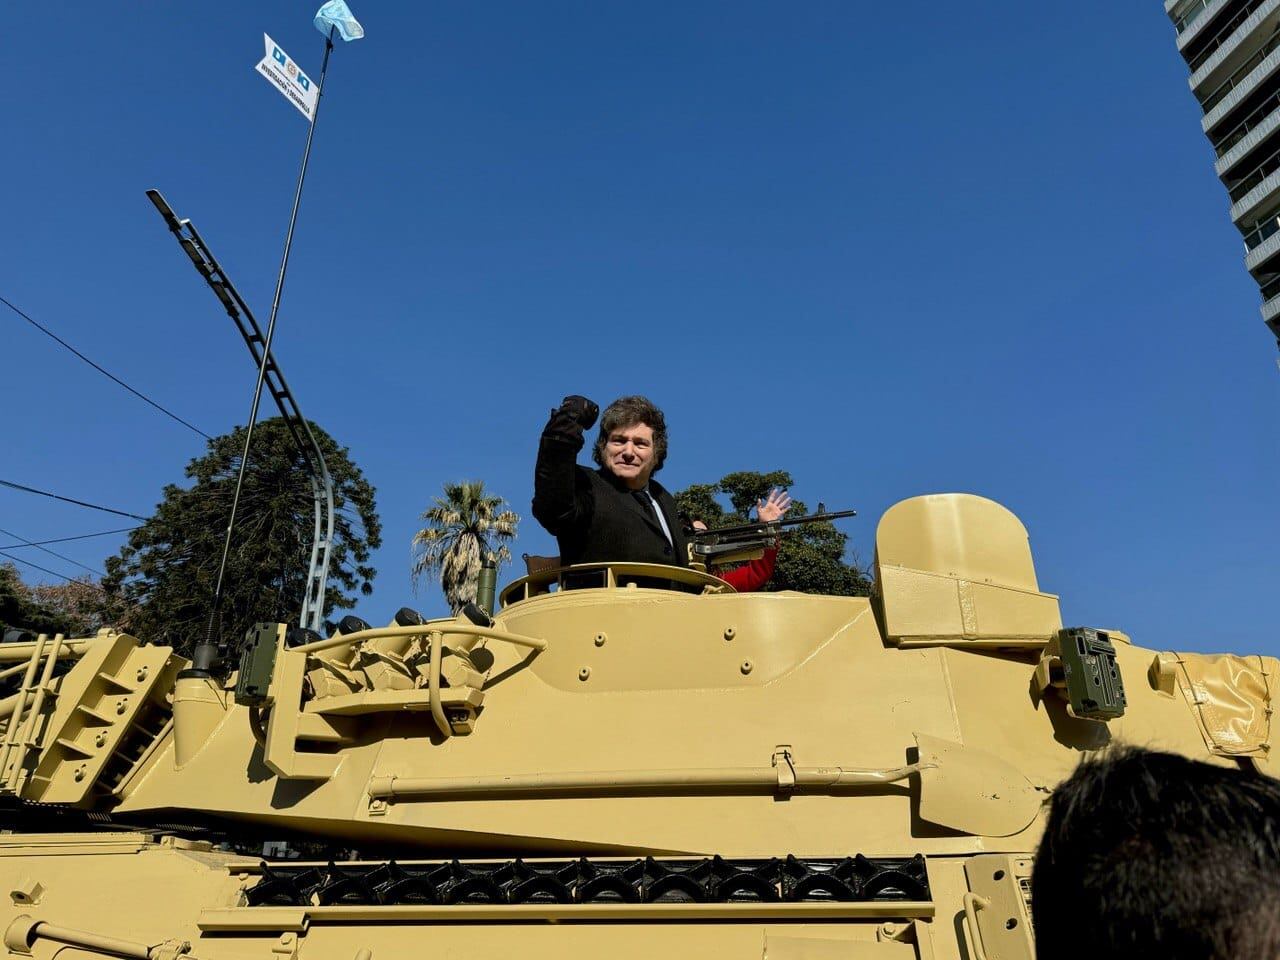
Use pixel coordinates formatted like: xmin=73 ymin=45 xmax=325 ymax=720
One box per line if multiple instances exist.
xmin=314 ymin=1 xmax=364 ymax=41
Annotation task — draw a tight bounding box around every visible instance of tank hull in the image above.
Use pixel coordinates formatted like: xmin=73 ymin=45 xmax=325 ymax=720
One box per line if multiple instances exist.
xmin=0 ymin=495 xmax=1273 ymax=960
xmin=0 ymin=836 xmax=1031 ymax=959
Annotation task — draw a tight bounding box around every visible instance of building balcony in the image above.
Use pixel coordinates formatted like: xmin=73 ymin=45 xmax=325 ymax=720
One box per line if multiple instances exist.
xmin=1243 ymin=204 xmax=1280 ymax=247
xmin=1261 ymin=291 xmax=1280 ymax=323
xmin=1189 ymin=0 xmax=1280 ymax=91
xmin=1202 ymin=39 xmax=1280 ymax=131
xmin=1245 ymin=217 xmax=1280 ymax=268
xmin=1229 ymin=161 xmax=1280 ymax=222
xmin=1175 ymin=0 xmax=1230 ymax=45
xmin=1213 ymin=86 xmax=1280 ymax=167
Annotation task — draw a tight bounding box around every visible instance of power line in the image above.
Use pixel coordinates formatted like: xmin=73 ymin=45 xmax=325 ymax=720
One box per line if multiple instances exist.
xmin=1 ymin=293 xmax=212 ymax=441
xmin=0 ymin=548 xmax=88 ymax=585
xmin=0 ymin=526 xmax=104 ymax=578
xmin=0 ymin=526 xmax=137 ymax=550
xmin=0 ymin=479 xmax=147 ymax=521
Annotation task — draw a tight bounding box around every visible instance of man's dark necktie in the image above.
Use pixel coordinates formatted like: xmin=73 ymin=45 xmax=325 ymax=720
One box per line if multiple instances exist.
xmin=632 ymin=490 xmax=672 ymax=545
xmin=633 ymin=490 xmax=658 ymax=523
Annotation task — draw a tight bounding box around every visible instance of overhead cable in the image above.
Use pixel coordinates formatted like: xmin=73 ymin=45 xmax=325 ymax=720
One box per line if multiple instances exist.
xmin=0 ymin=479 xmax=147 ymax=521
xmin=0 ymin=526 xmax=137 ymax=550
xmin=0 ymin=526 xmax=105 ymax=578
xmin=0 ymin=548 xmax=97 ymax=587
xmin=0 ymin=293 xmax=212 ymax=440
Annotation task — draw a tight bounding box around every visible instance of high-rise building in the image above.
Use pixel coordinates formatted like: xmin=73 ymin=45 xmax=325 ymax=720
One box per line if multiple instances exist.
xmin=1168 ymin=0 xmax=1280 ymax=345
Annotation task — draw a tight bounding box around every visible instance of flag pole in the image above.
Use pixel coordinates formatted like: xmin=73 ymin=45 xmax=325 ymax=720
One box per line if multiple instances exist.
xmin=190 ymin=27 xmax=339 ymax=676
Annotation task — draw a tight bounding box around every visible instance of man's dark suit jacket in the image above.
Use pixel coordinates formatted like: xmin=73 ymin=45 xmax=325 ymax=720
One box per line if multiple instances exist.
xmin=532 ymin=409 xmax=688 ymax=569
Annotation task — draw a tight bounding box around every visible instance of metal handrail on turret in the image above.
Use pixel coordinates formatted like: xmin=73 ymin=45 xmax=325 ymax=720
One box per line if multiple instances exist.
xmin=498 ymin=561 xmax=733 ymax=608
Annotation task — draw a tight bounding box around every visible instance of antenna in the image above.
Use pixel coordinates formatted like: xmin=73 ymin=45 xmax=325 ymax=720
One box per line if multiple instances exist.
xmin=149 ymin=21 xmax=353 ymax=674
xmin=146 ymin=189 xmax=335 ymax=640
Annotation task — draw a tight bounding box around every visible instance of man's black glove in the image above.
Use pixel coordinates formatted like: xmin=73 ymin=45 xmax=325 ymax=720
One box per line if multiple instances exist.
xmin=558 ymin=395 xmax=599 ymax=430
xmin=541 ymin=395 xmax=599 ymax=447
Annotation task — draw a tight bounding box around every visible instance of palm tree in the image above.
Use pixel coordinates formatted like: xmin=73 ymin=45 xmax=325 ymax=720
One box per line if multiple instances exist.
xmin=411 ymin=480 xmax=519 ymax=612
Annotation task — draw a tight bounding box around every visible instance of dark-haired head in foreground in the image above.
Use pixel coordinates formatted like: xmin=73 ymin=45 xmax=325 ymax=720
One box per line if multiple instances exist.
xmin=1032 ymin=747 xmax=1280 ymax=960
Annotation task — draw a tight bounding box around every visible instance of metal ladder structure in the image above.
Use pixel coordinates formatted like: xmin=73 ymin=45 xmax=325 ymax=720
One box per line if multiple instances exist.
xmin=0 ymin=634 xmax=64 ymax=794
xmin=145 ymin=190 xmax=334 ymax=635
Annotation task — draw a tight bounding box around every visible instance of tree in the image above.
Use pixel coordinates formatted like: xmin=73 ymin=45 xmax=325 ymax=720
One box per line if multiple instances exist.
xmin=100 ymin=418 xmax=381 ymax=656
xmin=0 ymin=563 xmax=29 ymax=633
xmin=27 ymin=578 xmax=106 ymax=636
xmin=0 ymin=562 xmax=104 ymax=637
xmin=412 ymin=481 xmax=519 ymax=613
xmin=673 ymin=470 xmax=872 ymax=596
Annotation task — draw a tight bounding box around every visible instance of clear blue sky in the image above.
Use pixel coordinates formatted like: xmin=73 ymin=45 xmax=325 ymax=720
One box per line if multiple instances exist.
xmin=3 ymin=3 xmax=1277 ymax=655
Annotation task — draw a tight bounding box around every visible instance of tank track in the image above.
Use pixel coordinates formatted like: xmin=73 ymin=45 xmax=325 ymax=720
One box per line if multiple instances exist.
xmin=246 ymin=853 xmax=930 ymax=906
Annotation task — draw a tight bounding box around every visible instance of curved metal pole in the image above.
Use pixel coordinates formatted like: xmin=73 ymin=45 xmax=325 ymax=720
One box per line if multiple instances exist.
xmin=145 ymin=197 xmax=338 ymax=639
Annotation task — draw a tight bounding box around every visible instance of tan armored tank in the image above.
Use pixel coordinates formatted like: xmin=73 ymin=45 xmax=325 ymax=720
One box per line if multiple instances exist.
xmin=0 ymin=493 xmax=1273 ymax=960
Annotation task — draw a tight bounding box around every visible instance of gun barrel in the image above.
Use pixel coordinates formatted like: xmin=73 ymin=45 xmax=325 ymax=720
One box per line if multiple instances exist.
xmin=691 ymin=509 xmax=857 ymax=543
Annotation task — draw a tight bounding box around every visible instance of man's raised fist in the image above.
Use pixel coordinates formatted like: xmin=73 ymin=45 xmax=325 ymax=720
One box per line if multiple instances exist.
xmin=558 ymin=395 xmax=599 ymax=430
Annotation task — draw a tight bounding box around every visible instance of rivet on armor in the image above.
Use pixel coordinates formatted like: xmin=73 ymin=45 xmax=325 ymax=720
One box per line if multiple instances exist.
xmin=724 ymin=627 xmax=736 ymax=641
xmin=579 ymin=667 xmax=591 ymax=681
xmin=741 ymin=660 xmax=753 ymax=675
xmin=594 ymin=633 xmax=607 ymax=647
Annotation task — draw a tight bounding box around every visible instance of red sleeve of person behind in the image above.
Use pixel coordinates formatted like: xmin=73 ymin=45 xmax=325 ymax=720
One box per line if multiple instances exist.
xmin=716 ymin=545 xmax=778 ymax=592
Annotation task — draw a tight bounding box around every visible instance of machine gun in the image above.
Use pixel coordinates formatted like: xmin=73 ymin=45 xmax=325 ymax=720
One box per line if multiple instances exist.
xmin=689 ymin=506 xmax=857 ymax=567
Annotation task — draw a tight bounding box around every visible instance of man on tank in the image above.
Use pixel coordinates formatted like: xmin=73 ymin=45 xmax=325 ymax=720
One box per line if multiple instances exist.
xmin=533 ymin=394 xmax=687 ymax=569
